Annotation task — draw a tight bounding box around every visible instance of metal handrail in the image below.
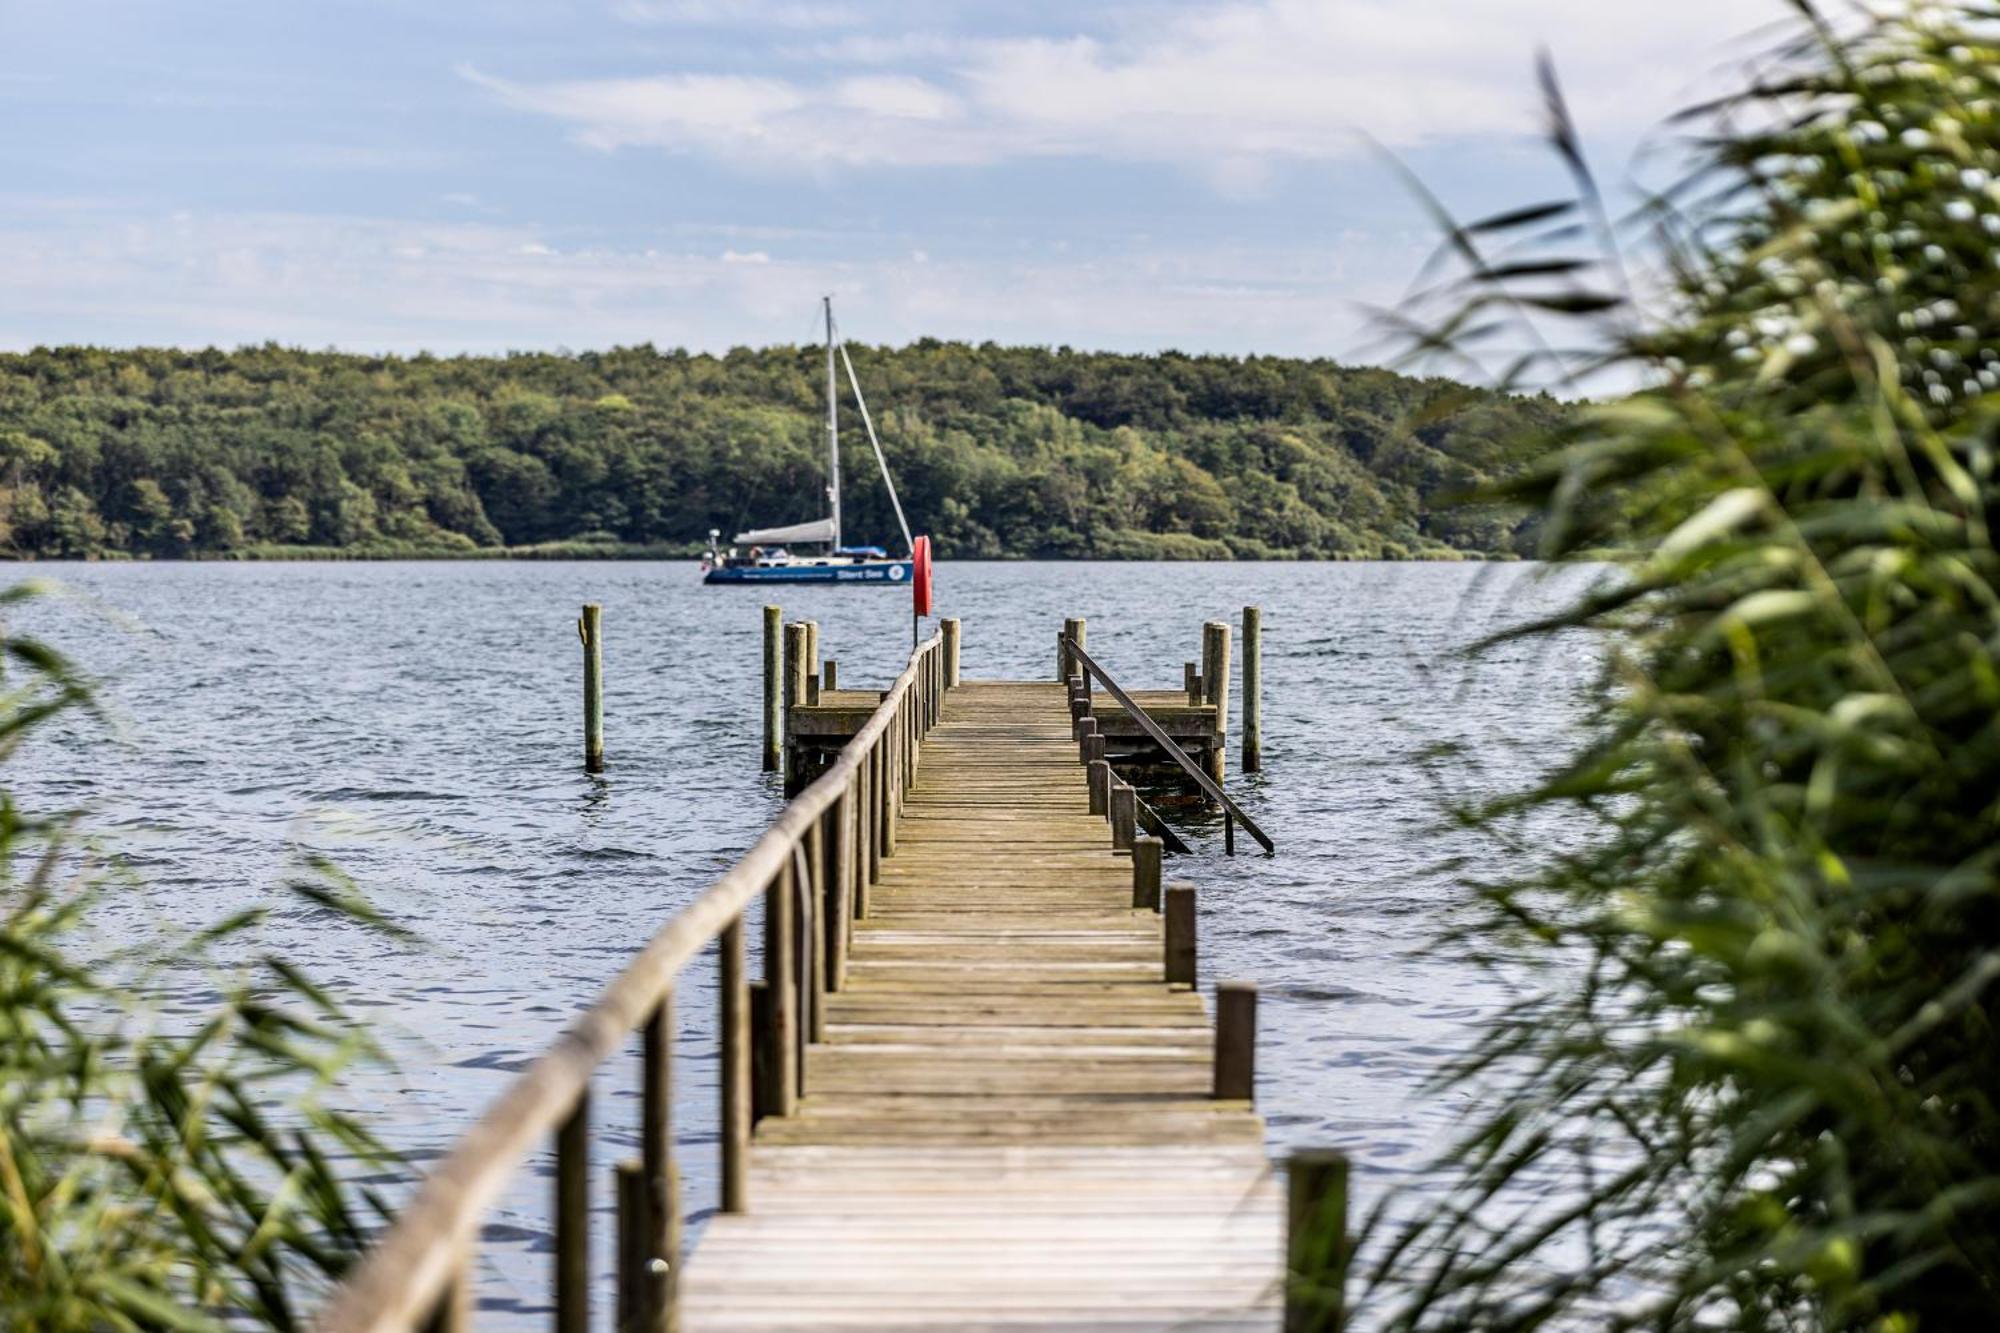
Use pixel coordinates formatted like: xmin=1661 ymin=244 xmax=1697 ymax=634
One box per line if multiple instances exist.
xmin=321 ymin=631 xmax=947 ymax=1332
xmin=1064 ymin=635 xmax=1274 ymax=856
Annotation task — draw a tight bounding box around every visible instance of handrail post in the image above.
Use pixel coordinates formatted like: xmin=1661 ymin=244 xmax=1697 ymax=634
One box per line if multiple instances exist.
xmin=555 ymin=1089 xmax=590 ymax=1333
xmin=642 ymin=996 xmax=679 ymax=1332
xmin=1285 ymin=1150 xmax=1352 ymax=1332
xmin=720 ymin=918 xmax=749 ymax=1213
xmin=828 ymin=790 xmax=852 ymax=986
xmin=1165 ymin=884 xmax=1196 ymax=985
xmin=943 ymin=617 xmax=960 ymax=687
xmin=1110 ymin=782 xmax=1136 ymax=850
xmin=806 ymin=822 xmax=827 ymax=1042
xmin=616 ymin=1158 xmax=646 ymax=1333
xmin=1203 ymin=620 xmax=1231 ymax=794
xmin=1088 ymin=758 xmax=1110 ymax=817
xmin=1214 ymin=982 xmax=1256 ymax=1102
xmin=1132 ymin=835 xmax=1162 ymax=910
xmin=764 ymin=864 xmax=798 ymax=1117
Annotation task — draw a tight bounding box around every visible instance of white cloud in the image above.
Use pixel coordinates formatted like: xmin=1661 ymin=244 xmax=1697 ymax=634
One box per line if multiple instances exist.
xmin=475 ymin=0 xmax=1788 ymax=181
xmin=0 ymin=207 xmax=1428 ymax=357
xmin=612 ymin=0 xmax=860 ymax=29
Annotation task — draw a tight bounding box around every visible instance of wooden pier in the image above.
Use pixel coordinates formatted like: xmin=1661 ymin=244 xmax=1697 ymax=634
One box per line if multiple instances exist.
xmin=321 ymin=616 xmax=1337 ymax=1333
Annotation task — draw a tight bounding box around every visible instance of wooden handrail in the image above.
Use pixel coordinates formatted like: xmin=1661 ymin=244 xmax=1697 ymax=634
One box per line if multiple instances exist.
xmin=1063 ymin=636 xmax=1275 ymax=855
xmin=319 ymin=632 xmax=947 ymax=1333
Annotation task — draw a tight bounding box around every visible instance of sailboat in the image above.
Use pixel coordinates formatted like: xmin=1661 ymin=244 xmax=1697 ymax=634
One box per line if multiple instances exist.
xmin=701 ymin=298 xmax=916 ymax=586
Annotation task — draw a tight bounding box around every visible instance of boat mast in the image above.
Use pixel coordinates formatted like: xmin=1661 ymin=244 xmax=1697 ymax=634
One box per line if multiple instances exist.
xmin=825 ymin=295 xmax=841 ymax=550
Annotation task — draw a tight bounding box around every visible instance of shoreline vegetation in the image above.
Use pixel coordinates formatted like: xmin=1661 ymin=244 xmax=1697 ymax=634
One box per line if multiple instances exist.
xmin=0 ymin=343 xmax=1560 ymax=563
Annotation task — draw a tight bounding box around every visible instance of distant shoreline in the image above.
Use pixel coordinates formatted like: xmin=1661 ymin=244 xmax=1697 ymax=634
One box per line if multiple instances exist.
xmin=1 ymin=544 xmax=1517 ymax=564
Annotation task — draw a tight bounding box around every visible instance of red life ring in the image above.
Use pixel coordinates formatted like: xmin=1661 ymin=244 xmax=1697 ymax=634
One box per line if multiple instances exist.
xmin=911 ymin=535 xmax=934 ymax=618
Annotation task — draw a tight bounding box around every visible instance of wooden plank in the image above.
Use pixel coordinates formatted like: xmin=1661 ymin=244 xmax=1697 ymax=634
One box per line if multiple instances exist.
xmin=681 ymin=675 xmax=1280 ymax=1330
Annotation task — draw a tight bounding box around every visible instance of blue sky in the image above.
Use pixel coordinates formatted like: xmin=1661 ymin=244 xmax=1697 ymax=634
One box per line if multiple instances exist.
xmin=0 ymin=0 xmax=1788 ymax=360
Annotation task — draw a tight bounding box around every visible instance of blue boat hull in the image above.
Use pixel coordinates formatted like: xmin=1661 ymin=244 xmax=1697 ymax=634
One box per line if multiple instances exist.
xmin=703 ymin=561 xmax=914 ymax=586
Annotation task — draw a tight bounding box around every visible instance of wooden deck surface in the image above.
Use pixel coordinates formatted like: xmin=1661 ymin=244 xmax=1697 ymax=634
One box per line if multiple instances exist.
xmin=681 ymin=680 xmax=1280 ymax=1331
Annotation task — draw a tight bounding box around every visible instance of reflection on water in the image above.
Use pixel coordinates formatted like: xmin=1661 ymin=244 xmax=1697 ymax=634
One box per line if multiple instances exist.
xmin=12 ymin=559 xmax=1599 ymax=1323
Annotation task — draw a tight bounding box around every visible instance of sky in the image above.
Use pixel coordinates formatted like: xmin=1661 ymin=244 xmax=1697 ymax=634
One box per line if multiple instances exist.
xmin=0 ymin=0 xmax=1802 ymax=360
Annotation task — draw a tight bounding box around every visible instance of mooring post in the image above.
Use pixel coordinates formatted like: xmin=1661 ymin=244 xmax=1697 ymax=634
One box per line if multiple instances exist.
xmin=1202 ymin=620 xmax=1231 ymax=792
xmin=1242 ymin=606 xmax=1262 ymax=774
xmin=1285 ymin=1150 xmax=1352 ymax=1332
xmin=1110 ymin=782 xmax=1136 ymax=850
xmin=1214 ymin=982 xmax=1257 ymax=1101
xmin=1164 ymin=884 xmax=1196 ymax=985
xmin=1132 ymin=834 xmax=1162 ymax=910
xmin=943 ymin=617 xmax=961 ymax=687
xmin=782 ymin=624 xmax=808 ymax=785
xmin=761 ymin=605 xmax=782 ymax=772
xmin=1088 ymin=758 xmax=1110 ymax=817
xmin=804 ymin=621 xmax=821 ymax=706
xmin=1185 ymin=661 xmax=1202 ymax=705
xmin=580 ymin=603 xmax=604 ymax=773
xmin=822 ymin=658 xmax=838 ymax=692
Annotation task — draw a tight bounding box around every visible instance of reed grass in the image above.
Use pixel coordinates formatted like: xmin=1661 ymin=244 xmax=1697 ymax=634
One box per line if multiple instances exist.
xmin=0 ymin=583 xmax=399 ymax=1330
xmin=1369 ymin=3 xmax=2000 ymax=1328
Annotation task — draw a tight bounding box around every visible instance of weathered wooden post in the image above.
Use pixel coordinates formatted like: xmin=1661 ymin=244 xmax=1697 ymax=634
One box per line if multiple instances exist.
xmin=1132 ymin=834 xmax=1162 ymax=910
xmin=1242 ymin=606 xmax=1262 ymax=774
xmin=1110 ymin=782 xmax=1136 ymax=850
xmin=1164 ymin=884 xmax=1197 ymax=985
xmin=1075 ymin=714 xmax=1098 ymax=751
xmin=719 ymin=919 xmax=749 ymax=1213
xmin=1058 ymin=616 xmax=1087 ymax=680
xmin=641 ymin=996 xmax=679 ymax=1333
xmin=581 ymin=604 xmax=604 ymax=773
xmin=1285 ymin=1150 xmax=1352 ymax=1332
xmin=1088 ymin=758 xmax=1110 ymax=817
xmin=1185 ymin=661 xmax=1202 ymax=705
xmin=943 ymin=617 xmax=961 ymax=687
xmin=1202 ymin=620 xmax=1231 ymax=790
xmin=781 ymin=624 xmax=809 ymax=785
xmin=1214 ymin=982 xmax=1256 ymax=1101
xmin=555 ymin=1090 xmax=590 ymax=1333
xmin=615 ymin=1159 xmax=647 ymax=1333
xmin=1083 ymin=733 xmax=1106 ymax=771
xmin=804 ymin=622 xmax=821 ymax=705
xmin=764 ymin=861 xmax=798 ymax=1118
xmin=761 ymin=605 xmax=782 ymax=772
xmin=822 ymin=658 xmax=838 ymax=692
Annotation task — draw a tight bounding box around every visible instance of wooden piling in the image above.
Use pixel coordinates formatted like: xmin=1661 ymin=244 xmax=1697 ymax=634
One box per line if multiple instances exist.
xmin=719 ymin=919 xmax=749 ymax=1213
xmin=822 ymin=658 xmax=838 ymax=692
xmin=1185 ymin=661 xmax=1202 ymax=705
xmin=1285 ymin=1150 xmax=1352 ymax=1333
xmin=1242 ymin=606 xmax=1262 ymax=774
xmin=581 ymin=604 xmax=604 ymax=773
xmin=804 ymin=622 xmax=820 ymax=705
xmin=1083 ymin=733 xmax=1106 ymax=770
xmin=1132 ymin=835 xmax=1162 ymax=910
xmin=1214 ymin=982 xmax=1257 ymax=1102
xmin=1164 ymin=885 xmax=1196 ymax=985
xmin=1202 ymin=621 xmax=1231 ymax=789
xmin=1075 ymin=714 xmax=1098 ymax=751
xmin=555 ymin=1090 xmax=590 ymax=1333
xmin=943 ymin=617 xmax=961 ymax=687
xmin=761 ymin=605 xmax=781 ymax=772
xmin=1088 ymin=758 xmax=1110 ymax=817
xmin=1110 ymin=782 xmax=1136 ymax=850
xmin=1058 ymin=616 xmax=1086 ymax=681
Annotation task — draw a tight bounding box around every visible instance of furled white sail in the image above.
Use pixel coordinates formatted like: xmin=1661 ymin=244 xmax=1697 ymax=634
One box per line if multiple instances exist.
xmin=734 ymin=517 xmax=836 ymax=545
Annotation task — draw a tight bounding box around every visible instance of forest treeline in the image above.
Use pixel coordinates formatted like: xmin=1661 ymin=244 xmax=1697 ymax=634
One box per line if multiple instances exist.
xmin=0 ymin=342 xmax=1562 ymax=560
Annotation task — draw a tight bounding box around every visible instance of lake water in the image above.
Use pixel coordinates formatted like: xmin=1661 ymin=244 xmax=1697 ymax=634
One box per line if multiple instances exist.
xmin=10 ymin=559 xmax=1600 ymax=1322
